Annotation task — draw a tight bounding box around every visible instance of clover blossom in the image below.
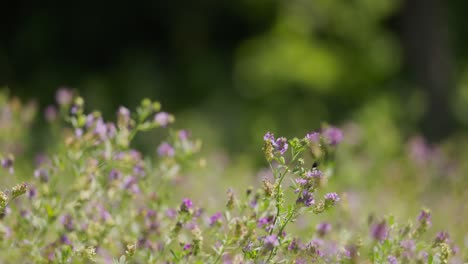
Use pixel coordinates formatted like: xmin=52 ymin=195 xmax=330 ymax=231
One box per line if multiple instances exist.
xmin=263 ymin=235 xmax=279 ymax=250
xmin=157 ymin=142 xmax=175 ymax=157
xmin=180 ymin=198 xmax=193 ymax=212
xmin=273 ymin=137 xmax=288 ymax=155
xmin=400 ymin=239 xmax=416 ymax=258
xmin=117 ymin=106 xmax=131 ymax=128
xmin=27 ymin=185 xmax=37 ymax=199
xmin=371 ymin=221 xmax=388 ymax=241
xmin=257 ymin=216 xmax=272 ymax=228
xmin=305 ymin=168 xmax=323 ymax=179
xmin=417 ymin=209 xmax=432 ymax=227
xmin=263 ymin=132 xmax=288 ymax=155
xmin=387 ymin=255 xmax=398 ymax=264
xmin=288 ymin=238 xmax=303 ymax=252
xmin=209 ymin=212 xmax=222 ymax=226
xmin=56 ymin=87 xmax=73 ymax=105
xmin=434 ymin=231 xmax=450 ymax=244
xmin=108 ymin=169 xmax=121 ymax=181
xmin=44 ymin=105 xmax=58 ymax=122
xmin=1 ymin=156 xmax=14 ymax=174
xmin=154 ymin=112 xmax=173 ymax=127
xmin=316 ymin=222 xmax=332 ymax=237
xmin=263 ymin=131 xmax=275 ymax=142
xmin=178 ymin=129 xmax=191 ymax=141
xmin=324 ymin=192 xmax=340 ymax=206
xmin=59 ymin=214 xmax=74 ymax=231
xmin=183 ymin=243 xmax=192 ymax=251
xmin=297 ymin=190 xmax=315 ymax=207
xmin=323 ymin=127 xmax=343 ymax=146
xmin=306 ymin=132 xmax=320 ymax=143
xmin=34 ymin=168 xmax=49 ymax=182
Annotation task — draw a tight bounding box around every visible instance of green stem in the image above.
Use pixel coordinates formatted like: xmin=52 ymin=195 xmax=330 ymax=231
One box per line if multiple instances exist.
xmin=269 ymin=151 xmax=301 ymax=235
xmin=265 ymin=151 xmax=302 ymax=263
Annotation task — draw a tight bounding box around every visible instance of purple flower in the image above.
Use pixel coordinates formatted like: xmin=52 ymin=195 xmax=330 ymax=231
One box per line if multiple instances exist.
xmin=186 ymin=221 xmax=198 ymax=230
xmin=145 ymin=209 xmax=157 ymax=218
xmin=306 ymin=239 xmax=324 ymax=257
xmin=209 ymin=212 xmax=222 ymax=226
xmin=344 ymin=244 xmax=358 ymax=259
xmin=324 ymin=193 xmax=340 ymax=204
xmin=305 ymin=168 xmax=323 ymax=179
xmin=297 ymin=190 xmax=315 ymax=207
xmin=157 ymin=142 xmax=175 ymax=157
xmin=85 ymin=114 xmax=95 ymax=128
xmin=400 ymin=240 xmax=415 ymax=258
xmin=56 ymin=87 xmax=73 ymax=105
xmin=129 ymin=150 xmax=142 ymax=161
xmin=94 ymin=118 xmax=108 ymax=139
xmin=108 ymin=169 xmax=121 ymax=181
xmin=288 ymin=238 xmax=302 ymax=251
xmin=119 ymin=106 xmax=130 ymax=116
xmin=75 ymin=128 xmax=83 ymax=138
xmin=183 ymin=243 xmax=192 ymax=251
xmin=263 ymin=235 xmax=279 ymax=249
xmin=1 ymin=157 xmax=14 ymax=174
xmin=106 ymin=123 xmax=116 ymax=138
xmin=387 ymin=255 xmax=398 ymax=264
xmin=34 ymin=153 xmax=49 ymax=167
xmin=117 ymin=106 xmax=131 ymax=127
xmin=316 ymin=222 xmax=332 ymax=236
xmin=323 ymin=127 xmax=343 ymax=146
xmin=435 ymin=231 xmax=450 ymax=244
xmin=95 ymin=204 xmax=112 ymax=222
xmin=133 ymin=165 xmax=145 ymax=177
xmin=257 ymin=216 xmax=272 ymax=228
xmin=418 ymin=251 xmax=428 ymax=262
xmin=34 ymin=169 xmax=49 ymax=182
xmin=273 ymin=137 xmax=289 ymax=155
xmin=418 ymin=209 xmax=432 ymax=226
xmin=122 ymin=176 xmax=137 ymax=189
xmin=178 ymin=130 xmax=191 ymax=141
xmin=154 ymin=112 xmax=172 ymax=127
xmin=60 ymin=235 xmax=71 ymax=245
xmin=306 ymin=132 xmax=320 ymax=143
xmin=44 ymin=105 xmax=58 ymax=122
xmin=263 ymin=132 xmax=275 ymax=142
xmin=194 ymin=208 xmax=204 ymax=218
xmin=295 ymin=259 xmax=307 ymax=264
xmin=27 ymin=185 xmax=37 ymax=199
xmin=166 ymin=208 xmax=177 ymax=219
xmin=180 ymin=198 xmax=193 ymax=212
xmin=295 ymin=178 xmax=308 ymax=185
xmin=70 ymin=105 xmax=79 ymax=115
xmin=60 ymin=214 xmax=74 ymax=231
xmin=371 ymin=221 xmax=388 ymax=241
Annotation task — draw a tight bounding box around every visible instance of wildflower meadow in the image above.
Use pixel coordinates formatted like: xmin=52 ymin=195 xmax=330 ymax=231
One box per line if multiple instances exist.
xmin=0 ymin=88 xmax=466 ymax=263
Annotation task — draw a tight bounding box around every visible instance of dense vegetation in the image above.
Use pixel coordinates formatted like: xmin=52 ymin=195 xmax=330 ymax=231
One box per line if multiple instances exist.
xmin=0 ymin=89 xmax=465 ymax=263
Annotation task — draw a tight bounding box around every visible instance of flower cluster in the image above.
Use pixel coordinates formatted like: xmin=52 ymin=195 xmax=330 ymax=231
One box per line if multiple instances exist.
xmin=0 ymin=90 xmax=462 ymax=263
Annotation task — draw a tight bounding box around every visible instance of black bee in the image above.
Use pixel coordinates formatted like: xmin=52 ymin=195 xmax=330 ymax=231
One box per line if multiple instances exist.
xmin=312 ymin=161 xmax=319 ymax=169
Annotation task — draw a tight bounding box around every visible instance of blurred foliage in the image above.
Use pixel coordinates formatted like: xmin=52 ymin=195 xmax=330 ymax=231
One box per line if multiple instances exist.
xmin=3 ymin=0 xmax=467 ymax=156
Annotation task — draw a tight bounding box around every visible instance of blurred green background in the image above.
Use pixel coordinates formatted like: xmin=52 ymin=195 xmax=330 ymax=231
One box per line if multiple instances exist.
xmin=1 ymin=0 xmax=468 ymax=246
xmin=3 ymin=0 xmax=468 ymax=153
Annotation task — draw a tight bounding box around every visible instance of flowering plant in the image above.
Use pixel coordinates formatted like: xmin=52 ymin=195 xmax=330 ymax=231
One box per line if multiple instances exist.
xmin=0 ymin=90 xmax=462 ymax=263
